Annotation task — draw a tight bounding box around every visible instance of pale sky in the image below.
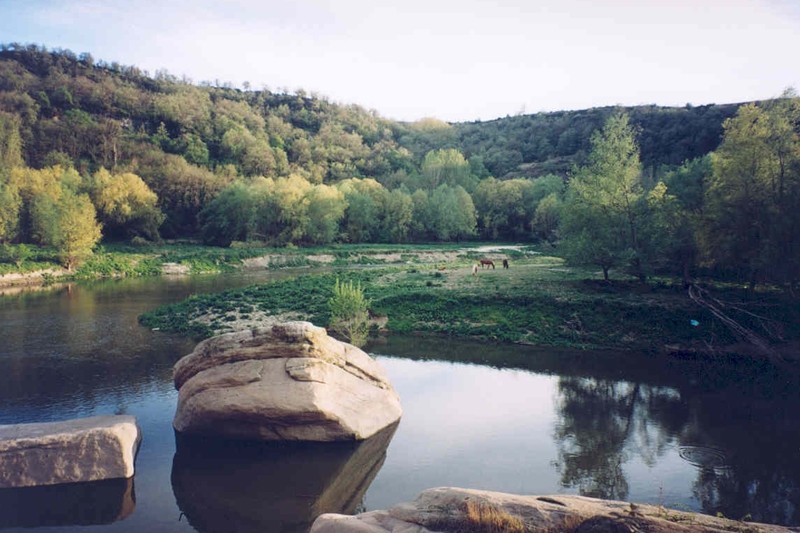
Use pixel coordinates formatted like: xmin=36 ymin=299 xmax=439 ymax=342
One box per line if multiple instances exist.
xmin=1 ymin=0 xmax=798 ymax=122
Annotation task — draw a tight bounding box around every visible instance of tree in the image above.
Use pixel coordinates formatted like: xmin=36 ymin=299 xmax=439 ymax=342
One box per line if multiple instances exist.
xmin=303 ymin=184 xmax=345 ymax=244
xmin=702 ymin=96 xmax=800 ymax=290
xmin=36 ymin=189 xmax=102 ymax=269
xmin=252 ymin=174 xmax=312 ymax=245
xmin=133 ymin=149 xmax=226 ymax=237
xmin=199 ymin=182 xmax=257 ymax=246
xmin=85 ymin=168 xmax=164 ymax=241
xmin=380 ymin=189 xmax=413 ymax=242
xmin=10 ymin=165 xmax=81 ymax=243
xmin=473 ymin=177 xmax=536 ymax=239
xmin=419 ymin=148 xmax=476 ymax=191
xmin=653 ymin=156 xmax=712 ymax=284
xmin=561 ymin=113 xmax=647 ymax=281
xmin=532 ymin=192 xmax=561 ymax=243
xmin=337 ymin=178 xmax=385 ymax=242
xmin=429 ymin=185 xmax=477 ymax=241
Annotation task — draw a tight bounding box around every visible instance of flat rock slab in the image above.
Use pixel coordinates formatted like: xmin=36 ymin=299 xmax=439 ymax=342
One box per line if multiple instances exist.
xmin=0 ymin=415 xmax=141 ymax=488
xmin=173 ymin=321 xmax=402 ymax=441
xmin=311 ymin=487 xmax=800 ymax=533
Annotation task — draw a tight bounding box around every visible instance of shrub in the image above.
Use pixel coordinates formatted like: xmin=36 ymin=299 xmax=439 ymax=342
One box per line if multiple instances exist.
xmin=328 ymin=278 xmax=369 ymax=347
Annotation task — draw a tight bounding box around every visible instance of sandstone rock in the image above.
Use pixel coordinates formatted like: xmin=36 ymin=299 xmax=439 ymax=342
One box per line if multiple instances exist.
xmin=0 ymin=415 xmax=141 ymax=488
xmin=173 ymin=321 xmax=402 ymax=441
xmin=311 ymin=487 xmax=798 ymax=533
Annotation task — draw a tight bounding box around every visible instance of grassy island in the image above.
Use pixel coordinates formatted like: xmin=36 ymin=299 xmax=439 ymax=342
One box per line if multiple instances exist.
xmin=138 ymin=244 xmax=800 ymax=357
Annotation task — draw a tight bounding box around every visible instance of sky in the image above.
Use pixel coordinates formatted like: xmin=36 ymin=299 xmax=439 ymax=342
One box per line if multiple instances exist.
xmin=1 ymin=0 xmax=799 ymax=123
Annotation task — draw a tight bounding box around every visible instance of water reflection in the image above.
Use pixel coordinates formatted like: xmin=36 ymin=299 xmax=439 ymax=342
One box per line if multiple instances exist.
xmin=2 ymin=276 xmax=800 ymax=530
xmin=682 ymin=385 xmax=800 ymax=524
xmin=548 ymin=362 xmax=800 ymax=524
xmin=171 ymin=424 xmax=397 ymax=533
xmin=0 ymin=477 xmax=135 ymax=528
xmin=371 ymin=335 xmax=800 ymax=526
xmin=554 ymin=379 xmax=677 ymax=500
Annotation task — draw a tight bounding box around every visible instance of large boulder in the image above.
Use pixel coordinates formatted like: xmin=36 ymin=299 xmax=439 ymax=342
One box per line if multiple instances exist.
xmin=0 ymin=415 xmax=141 ymax=488
xmin=172 ymin=321 xmax=402 ymax=441
xmin=311 ymin=487 xmax=796 ymax=533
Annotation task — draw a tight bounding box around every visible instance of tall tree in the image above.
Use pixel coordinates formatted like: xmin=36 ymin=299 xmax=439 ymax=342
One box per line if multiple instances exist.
xmin=419 ymin=148 xmax=475 ymax=191
xmin=85 ymin=168 xmax=164 ymax=241
xmin=199 ymin=181 xmax=257 ymax=246
xmin=429 ymin=185 xmax=477 ymax=241
xmin=702 ymin=95 xmax=800 ymax=290
xmin=35 ymin=189 xmax=102 ymax=269
xmin=561 ymin=113 xmax=647 ymax=281
xmin=303 ymin=184 xmax=345 ymax=244
xmin=379 ymin=189 xmax=413 ymax=242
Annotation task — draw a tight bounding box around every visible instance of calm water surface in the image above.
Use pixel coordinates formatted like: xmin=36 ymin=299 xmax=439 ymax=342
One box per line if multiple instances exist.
xmin=1 ymin=273 xmax=799 ymax=531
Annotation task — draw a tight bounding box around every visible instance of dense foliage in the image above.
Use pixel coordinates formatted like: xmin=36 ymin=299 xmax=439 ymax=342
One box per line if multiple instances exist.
xmin=0 ymin=44 xmax=797 ymax=291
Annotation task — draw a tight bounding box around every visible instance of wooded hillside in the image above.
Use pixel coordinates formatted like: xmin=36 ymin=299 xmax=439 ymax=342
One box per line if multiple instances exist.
xmin=3 ymin=43 xmax=797 ymax=293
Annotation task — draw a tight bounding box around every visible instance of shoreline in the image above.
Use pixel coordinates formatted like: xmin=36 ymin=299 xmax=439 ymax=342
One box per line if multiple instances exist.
xmin=2 ymin=244 xmax=797 ymax=361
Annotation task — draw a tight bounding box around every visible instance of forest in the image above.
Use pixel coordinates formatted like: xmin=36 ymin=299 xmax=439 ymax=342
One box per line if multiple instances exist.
xmin=0 ymin=43 xmax=798 ymax=291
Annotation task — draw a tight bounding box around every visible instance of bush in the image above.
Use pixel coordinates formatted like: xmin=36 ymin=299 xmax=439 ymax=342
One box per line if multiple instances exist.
xmin=328 ymin=278 xmax=370 ymax=347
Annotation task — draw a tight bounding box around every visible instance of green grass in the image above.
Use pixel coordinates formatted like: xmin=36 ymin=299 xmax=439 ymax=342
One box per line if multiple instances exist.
xmin=138 ymin=253 xmax=800 ymax=352
xmin=4 ymin=240 xmax=794 ymax=353
xmin=139 ymin=270 xmax=380 ymax=337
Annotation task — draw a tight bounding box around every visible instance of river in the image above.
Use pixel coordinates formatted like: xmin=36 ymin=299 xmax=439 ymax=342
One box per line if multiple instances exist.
xmin=1 ymin=272 xmax=799 ymax=531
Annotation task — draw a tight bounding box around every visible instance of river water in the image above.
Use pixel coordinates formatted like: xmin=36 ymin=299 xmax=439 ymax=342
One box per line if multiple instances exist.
xmin=1 ymin=272 xmax=800 ymax=531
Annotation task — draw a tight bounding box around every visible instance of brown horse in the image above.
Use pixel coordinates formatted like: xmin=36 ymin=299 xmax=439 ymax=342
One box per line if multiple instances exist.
xmin=479 ymin=259 xmax=495 ymax=269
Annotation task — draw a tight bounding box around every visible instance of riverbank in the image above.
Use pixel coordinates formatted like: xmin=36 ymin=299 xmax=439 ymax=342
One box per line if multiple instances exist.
xmin=3 ymin=242 xmax=796 ymax=356
xmin=0 ymin=242 xmax=485 ymax=288
xmin=138 ymin=247 xmax=800 ymax=356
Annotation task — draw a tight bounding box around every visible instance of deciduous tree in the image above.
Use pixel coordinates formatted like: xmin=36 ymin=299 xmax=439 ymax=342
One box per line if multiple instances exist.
xmin=561 ymin=113 xmax=647 ymax=280
xmin=702 ymin=95 xmax=800 ymax=290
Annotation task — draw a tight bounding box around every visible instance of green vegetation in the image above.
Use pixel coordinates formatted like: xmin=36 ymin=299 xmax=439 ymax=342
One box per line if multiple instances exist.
xmin=0 ymin=44 xmax=797 ymax=295
xmin=328 ymin=278 xmax=370 ymax=346
xmin=138 ymin=250 xmax=800 ymax=353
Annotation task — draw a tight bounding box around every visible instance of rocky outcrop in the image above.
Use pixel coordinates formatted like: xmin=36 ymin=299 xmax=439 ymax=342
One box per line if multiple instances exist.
xmin=172 ymin=321 xmax=402 ymax=441
xmin=0 ymin=415 xmax=141 ymax=488
xmin=311 ymin=487 xmax=798 ymax=533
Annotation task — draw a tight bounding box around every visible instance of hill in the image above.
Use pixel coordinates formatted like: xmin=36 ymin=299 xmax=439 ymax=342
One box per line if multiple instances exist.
xmin=0 ymin=43 xmax=741 ymax=179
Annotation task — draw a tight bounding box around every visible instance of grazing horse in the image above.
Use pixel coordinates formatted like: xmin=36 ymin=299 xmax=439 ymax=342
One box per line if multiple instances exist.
xmin=502 ymin=259 xmax=509 ymax=269
xmin=472 ymin=264 xmax=479 ymax=276
xmin=479 ymin=259 xmax=495 ymax=269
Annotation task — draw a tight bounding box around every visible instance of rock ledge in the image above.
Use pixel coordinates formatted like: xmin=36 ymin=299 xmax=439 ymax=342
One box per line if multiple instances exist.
xmin=311 ymin=487 xmax=799 ymax=533
xmin=0 ymin=415 xmax=141 ymax=488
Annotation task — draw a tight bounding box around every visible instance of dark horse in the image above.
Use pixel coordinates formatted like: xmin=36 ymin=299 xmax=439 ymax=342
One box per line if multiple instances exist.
xmin=502 ymin=259 xmax=509 ymax=269
xmin=479 ymin=259 xmax=495 ymax=269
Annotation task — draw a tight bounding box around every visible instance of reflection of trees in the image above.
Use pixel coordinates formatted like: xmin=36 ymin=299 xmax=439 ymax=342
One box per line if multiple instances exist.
xmin=554 ymin=377 xmax=682 ymax=500
xmin=682 ymin=391 xmax=800 ymax=524
xmin=552 ymin=368 xmax=800 ymax=526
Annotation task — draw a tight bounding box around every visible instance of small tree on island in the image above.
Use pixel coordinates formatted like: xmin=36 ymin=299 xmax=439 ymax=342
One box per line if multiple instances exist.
xmin=328 ymin=278 xmax=370 ymax=347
